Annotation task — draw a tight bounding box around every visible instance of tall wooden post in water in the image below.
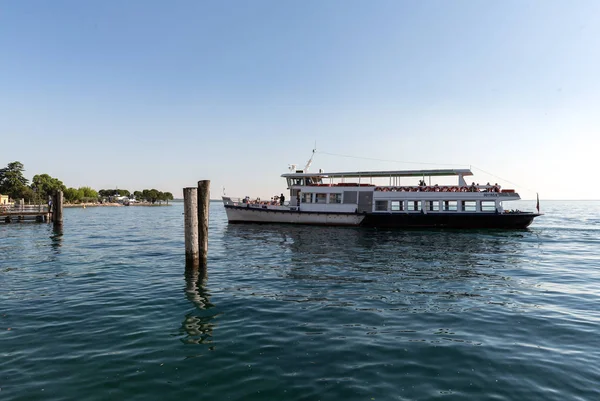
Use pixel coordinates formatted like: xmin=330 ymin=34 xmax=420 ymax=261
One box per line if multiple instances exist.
xmin=53 ymin=190 xmax=63 ymax=226
xmin=183 ymin=180 xmax=210 ymax=269
xmin=197 ymin=180 xmax=210 ymax=267
xmin=183 ymin=187 xmax=199 ymax=268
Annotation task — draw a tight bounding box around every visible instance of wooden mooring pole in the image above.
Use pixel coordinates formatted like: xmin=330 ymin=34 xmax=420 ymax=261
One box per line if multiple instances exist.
xmin=183 ymin=180 xmax=210 ymax=269
xmin=183 ymin=187 xmax=199 ymax=268
xmin=197 ymin=180 xmax=210 ymax=267
xmin=52 ymin=190 xmax=63 ymax=226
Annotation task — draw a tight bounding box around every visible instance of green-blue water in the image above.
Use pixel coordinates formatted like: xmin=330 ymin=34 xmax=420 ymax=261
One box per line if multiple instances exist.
xmin=1 ymin=201 xmax=599 ymax=400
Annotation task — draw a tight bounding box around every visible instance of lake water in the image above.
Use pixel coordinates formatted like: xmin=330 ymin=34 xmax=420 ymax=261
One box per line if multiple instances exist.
xmin=1 ymin=201 xmax=600 ymax=400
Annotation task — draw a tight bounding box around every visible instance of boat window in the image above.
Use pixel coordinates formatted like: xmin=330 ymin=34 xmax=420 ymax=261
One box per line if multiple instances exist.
xmin=375 ymin=200 xmax=388 ymax=211
xmin=302 ymin=193 xmax=313 ymax=203
xmin=444 ymin=201 xmax=457 ymax=211
xmin=329 ymin=193 xmax=342 ymax=204
xmin=293 ymin=178 xmax=304 ymax=186
xmin=462 ymin=201 xmax=476 ymax=212
xmin=481 ymin=201 xmax=496 ymax=212
xmin=407 ymin=201 xmax=420 ymax=212
xmin=315 ymin=193 xmax=327 ymax=203
xmin=391 ymin=200 xmax=403 ymax=211
xmin=426 ymin=201 xmax=439 ymax=211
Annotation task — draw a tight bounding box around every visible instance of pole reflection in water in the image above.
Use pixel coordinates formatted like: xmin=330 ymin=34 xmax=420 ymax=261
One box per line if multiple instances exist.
xmin=50 ymin=225 xmax=63 ymax=254
xmin=182 ymin=264 xmax=219 ymax=348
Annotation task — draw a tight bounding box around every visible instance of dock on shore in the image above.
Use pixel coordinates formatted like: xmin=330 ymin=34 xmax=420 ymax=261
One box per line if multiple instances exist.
xmin=1 ymin=205 xmax=50 ymax=223
xmin=2 ymin=190 xmax=63 ymax=225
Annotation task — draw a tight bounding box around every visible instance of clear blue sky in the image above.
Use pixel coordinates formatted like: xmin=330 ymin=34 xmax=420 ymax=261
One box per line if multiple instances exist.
xmin=1 ymin=1 xmax=598 ymax=200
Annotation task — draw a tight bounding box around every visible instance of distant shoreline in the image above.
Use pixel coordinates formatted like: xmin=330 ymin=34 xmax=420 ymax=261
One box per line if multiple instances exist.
xmin=64 ymin=203 xmax=172 ymax=208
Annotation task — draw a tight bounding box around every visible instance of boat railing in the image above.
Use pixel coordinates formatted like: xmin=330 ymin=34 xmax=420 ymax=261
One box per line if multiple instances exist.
xmin=303 ymin=183 xmax=377 ymax=187
xmin=223 ymin=197 xmax=287 ymax=208
xmin=374 ymin=185 xmax=513 ymax=194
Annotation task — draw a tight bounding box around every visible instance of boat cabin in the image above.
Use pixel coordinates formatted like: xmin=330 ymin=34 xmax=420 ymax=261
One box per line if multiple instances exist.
xmin=280 ymin=168 xmax=518 ymax=214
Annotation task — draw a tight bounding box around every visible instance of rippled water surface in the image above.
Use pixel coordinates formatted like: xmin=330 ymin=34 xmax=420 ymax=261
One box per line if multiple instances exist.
xmin=1 ymin=201 xmax=600 ymax=400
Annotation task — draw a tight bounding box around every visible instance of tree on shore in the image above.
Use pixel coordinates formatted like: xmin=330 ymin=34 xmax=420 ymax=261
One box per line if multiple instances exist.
xmin=80 ymin=187 xmax=98 ymax=202
xmin=0 ymin=161 xmax=30 ymax=200
xmin=64 ymin=186 xmax=99 ymax=203
xmin=141 ymin=189 xmax=159 ymax=204
xmin=31 ymin=174 xmax=66 ymax=200
xmin=64 ymin=187 xmax=82 ymax=203
xmin=135 ymin=189 xmax=171 ymax=204
xmin=98 ymin=189 xmax=130 ymax=200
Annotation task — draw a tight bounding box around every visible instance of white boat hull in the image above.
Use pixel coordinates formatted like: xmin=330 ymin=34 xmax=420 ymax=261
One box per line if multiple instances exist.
xmin=224 ymin=205 xmax=364 ymax=226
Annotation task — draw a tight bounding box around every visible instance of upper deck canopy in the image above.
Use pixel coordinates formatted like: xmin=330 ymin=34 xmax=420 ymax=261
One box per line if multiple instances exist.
xmin=281 ymin=169 xmax=473 ymax=179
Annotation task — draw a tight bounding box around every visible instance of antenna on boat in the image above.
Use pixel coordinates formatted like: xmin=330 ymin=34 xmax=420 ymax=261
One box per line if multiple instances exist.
xmin=304 ymin=144 xmax=317 ymax=172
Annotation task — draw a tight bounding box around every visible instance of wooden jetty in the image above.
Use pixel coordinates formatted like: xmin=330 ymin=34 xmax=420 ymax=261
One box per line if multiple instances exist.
xmin=1 ymin=204 xmax=50 ymax=223
xmin=1 ymin=190 xmax=63 ymax=225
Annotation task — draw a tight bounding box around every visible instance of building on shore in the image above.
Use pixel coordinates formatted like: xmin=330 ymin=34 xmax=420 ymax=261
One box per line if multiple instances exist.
xmin=1 ymin=194 xmax=12 ymax=206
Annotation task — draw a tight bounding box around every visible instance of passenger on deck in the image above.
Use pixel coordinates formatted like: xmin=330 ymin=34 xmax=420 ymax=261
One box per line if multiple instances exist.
xmin=280 ymin=193 xmax=285 ymax=206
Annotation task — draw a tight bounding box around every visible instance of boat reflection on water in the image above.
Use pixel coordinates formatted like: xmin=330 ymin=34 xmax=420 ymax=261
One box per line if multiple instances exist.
xmin=223 ymin=224 xmax=529 ymax=268
xmin=221 ymin=224 xmax=537 ymax=312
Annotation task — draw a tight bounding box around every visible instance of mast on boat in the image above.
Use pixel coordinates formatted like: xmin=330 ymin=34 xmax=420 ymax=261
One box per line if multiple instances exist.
xmin=304 ymin=146 xmax=316 ymax=172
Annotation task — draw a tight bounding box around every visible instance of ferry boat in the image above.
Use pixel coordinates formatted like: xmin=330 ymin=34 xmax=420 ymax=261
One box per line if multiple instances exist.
xmin=223 ymin=162 xmax=540 ymax=229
